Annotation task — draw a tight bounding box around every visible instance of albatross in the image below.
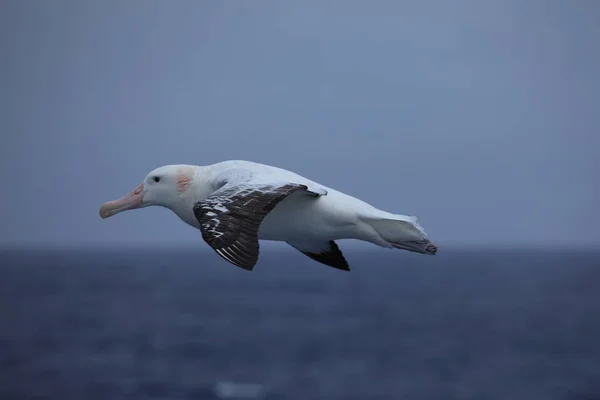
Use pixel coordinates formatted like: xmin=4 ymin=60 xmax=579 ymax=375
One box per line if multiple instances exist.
xmin=99 ymin=160 xmax=438 ymax=271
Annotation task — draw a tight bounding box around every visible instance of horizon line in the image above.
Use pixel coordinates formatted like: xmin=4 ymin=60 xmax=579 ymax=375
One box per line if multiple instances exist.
xmin=1 ymin=242 xmax=599 ymax=254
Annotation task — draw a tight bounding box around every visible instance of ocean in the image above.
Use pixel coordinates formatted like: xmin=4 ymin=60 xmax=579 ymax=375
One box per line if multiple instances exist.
xmin=1 ymin=247 xmax=599 ymax=400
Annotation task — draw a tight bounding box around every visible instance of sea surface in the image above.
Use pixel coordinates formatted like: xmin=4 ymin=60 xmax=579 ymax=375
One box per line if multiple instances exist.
xmin=0 ymin=247 xmax=599 ymax=400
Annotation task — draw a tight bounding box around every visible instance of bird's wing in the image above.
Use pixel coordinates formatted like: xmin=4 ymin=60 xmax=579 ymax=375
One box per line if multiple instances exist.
xmin=286 ymin=240 xmax=350 ymax=271
xmin=193 ymin=169 xmax=326 ymax=271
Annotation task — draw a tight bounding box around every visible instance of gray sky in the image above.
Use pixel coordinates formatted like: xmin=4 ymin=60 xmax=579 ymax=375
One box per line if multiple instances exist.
xmin=1 ymin=0 xmax=598 ymax=249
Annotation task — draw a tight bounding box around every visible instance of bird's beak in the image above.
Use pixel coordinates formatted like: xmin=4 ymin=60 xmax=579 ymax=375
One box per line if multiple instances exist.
xmin=99 ymin=182 xmax=145 ymax=219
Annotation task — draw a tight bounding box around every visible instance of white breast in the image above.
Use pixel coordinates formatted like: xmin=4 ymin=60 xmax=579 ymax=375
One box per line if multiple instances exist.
xmin=258 ymin=189 xmax=368 ymax=242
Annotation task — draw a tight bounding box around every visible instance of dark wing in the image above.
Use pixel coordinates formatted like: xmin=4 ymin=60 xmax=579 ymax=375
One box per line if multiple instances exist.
xmin=287 ymin=240 xmax=350 ymax=271
xmin=193 ymin=175 xmax=324 ymax=270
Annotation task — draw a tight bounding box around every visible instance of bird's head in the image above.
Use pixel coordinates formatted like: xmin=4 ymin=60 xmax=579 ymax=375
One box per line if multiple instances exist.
xmin=99 ymin=165 xmax=197 ymax=219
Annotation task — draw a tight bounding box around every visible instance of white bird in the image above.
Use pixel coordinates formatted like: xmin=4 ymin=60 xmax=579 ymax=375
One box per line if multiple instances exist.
xmin=99 ymin=160 xmax=438 ymax=271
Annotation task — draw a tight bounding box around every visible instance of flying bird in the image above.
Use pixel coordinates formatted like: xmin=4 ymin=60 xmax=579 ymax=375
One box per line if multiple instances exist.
xmin=99 ymin=160 xmax=438 ymax=271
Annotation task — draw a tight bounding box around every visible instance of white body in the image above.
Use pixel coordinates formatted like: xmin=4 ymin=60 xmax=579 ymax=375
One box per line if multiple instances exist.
xmin=173 ymin=160 xmax=429 ymax=249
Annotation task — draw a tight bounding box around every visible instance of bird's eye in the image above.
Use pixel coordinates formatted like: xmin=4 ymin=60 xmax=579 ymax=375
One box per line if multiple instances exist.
xmin=153 ymin=176 xmax=160 ymax=183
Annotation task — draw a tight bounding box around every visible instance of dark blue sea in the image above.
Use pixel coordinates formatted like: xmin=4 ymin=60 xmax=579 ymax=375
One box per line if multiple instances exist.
xmin=1 ymin=247 xmax=599 ymax=400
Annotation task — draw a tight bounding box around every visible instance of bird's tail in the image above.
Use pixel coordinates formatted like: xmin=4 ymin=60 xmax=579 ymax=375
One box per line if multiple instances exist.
xmin=364 ymin=213 xmax=438 ymax=255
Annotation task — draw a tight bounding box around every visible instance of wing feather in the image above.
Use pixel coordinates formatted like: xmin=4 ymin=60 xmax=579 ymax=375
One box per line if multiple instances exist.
xmin=193 ymin=170 xmax=325 ymax=270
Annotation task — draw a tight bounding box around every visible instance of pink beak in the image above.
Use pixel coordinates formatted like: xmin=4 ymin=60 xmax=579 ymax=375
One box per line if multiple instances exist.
xmin=99 ymin=183 xmax=145 ymax=219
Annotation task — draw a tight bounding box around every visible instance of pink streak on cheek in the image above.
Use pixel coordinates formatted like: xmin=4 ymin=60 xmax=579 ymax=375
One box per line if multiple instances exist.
xmin=176 ymin=169 xmax=193 ymax=192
